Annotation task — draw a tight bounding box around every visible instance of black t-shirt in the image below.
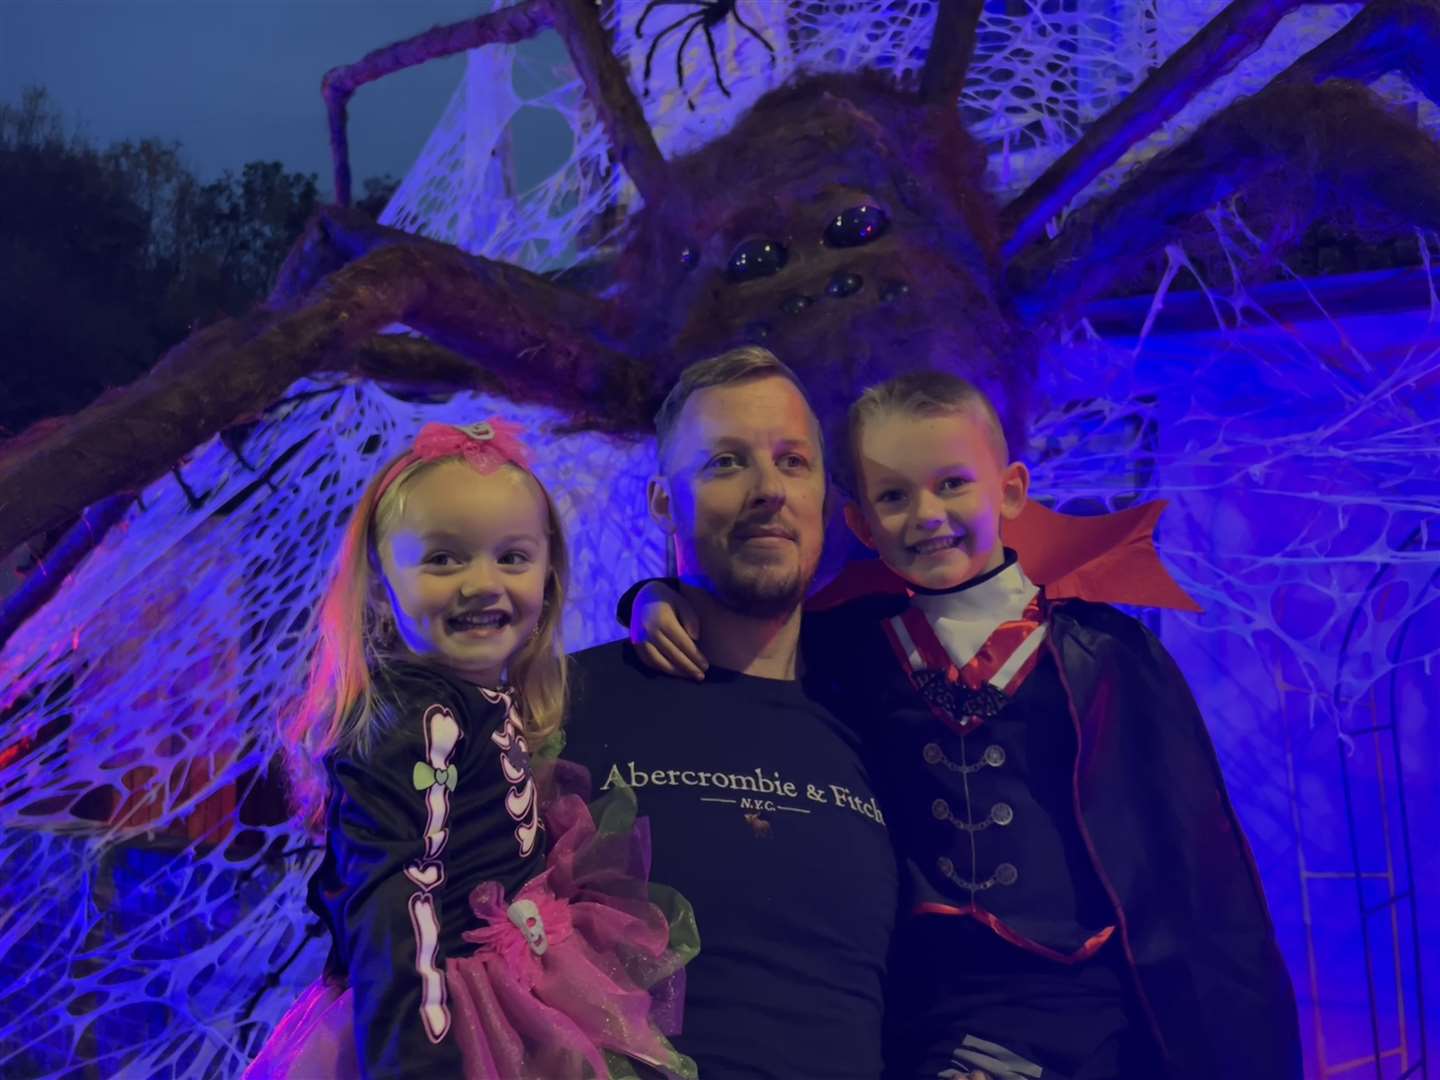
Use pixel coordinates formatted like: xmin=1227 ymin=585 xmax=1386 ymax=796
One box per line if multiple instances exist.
xmin=563 ymin=640 xmax=899 ymax=1080
xmin=307 ymin=661 xmax=545 ymax=1079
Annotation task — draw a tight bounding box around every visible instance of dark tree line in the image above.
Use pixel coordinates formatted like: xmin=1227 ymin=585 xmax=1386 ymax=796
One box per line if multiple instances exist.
xmin=0 ymin=87 xmax=398 ymax=438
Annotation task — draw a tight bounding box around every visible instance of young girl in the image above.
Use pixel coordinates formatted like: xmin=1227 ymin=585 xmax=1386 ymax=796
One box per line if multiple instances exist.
xmin=627 ymin=372 xmax=1299 ymax=1080
xmin=247 ymin=419 xmax=696 ymax=1080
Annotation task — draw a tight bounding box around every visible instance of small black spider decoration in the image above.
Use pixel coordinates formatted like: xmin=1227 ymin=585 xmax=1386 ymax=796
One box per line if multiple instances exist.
xmin=637 ymin=0 xmax=777 ymax=109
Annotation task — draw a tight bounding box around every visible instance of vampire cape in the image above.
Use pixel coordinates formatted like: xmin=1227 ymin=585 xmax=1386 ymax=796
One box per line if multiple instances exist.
xmin=810 ymin=501 xmax=1303 ymax=1080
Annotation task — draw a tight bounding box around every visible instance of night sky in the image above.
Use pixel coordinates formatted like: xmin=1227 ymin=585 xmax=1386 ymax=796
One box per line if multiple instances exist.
xmin=0 ymin=0 xmax=566 ymax=192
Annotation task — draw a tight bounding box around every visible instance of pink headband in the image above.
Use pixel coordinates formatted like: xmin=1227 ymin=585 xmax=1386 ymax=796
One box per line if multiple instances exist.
xmin=375 ymin=419 xmax=532 ymax=500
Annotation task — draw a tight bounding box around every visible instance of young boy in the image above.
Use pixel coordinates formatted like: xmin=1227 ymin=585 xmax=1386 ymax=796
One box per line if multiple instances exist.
xmin=628 ymin=371 xmax=1301 ymax=1080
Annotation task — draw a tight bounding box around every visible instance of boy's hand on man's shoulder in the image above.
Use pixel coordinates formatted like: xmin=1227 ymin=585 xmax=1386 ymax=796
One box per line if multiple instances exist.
xmin=630 ymin=581 xmax=709 ymax=682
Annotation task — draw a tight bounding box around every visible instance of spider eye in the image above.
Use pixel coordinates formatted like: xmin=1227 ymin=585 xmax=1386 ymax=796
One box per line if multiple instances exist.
xmin=679 ymin=244 xmax=699 ymax=270
xmin=824 ymin=205 xmax=890 ymax=248
xmin=726 ymin=238 xmax=788 ymax=283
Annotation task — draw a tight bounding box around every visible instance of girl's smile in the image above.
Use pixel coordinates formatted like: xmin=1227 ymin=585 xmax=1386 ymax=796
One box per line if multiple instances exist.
xmin=377 ymin=461 xmax=551 ymax=686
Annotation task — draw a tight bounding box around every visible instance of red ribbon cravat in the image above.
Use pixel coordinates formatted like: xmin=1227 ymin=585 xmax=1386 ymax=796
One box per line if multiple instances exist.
xmin=883 ymin=593 xmax=1047 ymax=732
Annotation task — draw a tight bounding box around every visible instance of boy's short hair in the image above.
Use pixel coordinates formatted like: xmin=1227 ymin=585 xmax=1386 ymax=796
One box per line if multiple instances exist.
xmin=653 ymin=346 xmax=824 ymax=469
xmin=843 ymin=370 xmax=1009 ymax=496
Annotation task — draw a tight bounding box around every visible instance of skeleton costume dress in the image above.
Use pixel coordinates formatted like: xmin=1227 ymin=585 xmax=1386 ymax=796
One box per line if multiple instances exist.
xmin=245 ymin=661 xmax=697 ymax=1080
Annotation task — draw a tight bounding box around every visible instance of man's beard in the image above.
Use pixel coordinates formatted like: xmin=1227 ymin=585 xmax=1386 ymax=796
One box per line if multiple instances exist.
xmin=698 ymin=535 xmax=813 ymax=620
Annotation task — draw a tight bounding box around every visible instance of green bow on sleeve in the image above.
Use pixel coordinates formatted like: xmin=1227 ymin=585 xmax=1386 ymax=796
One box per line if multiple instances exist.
xmin=413 ymin=762 xmax=459 ymax=791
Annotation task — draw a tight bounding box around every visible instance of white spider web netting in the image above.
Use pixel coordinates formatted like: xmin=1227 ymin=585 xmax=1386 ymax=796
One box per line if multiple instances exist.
xmin=1034 ymin=215 xmax=1440 ymax=1074
xmin=382 ymin=0 xmax=1437 ymax=271
xmin=2 ymin=2 xmax=1438 ymax=1076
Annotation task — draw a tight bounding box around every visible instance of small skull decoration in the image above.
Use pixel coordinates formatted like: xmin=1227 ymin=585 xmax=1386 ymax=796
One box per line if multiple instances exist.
xmin=507 ymin=898 xmax=549 ymax=956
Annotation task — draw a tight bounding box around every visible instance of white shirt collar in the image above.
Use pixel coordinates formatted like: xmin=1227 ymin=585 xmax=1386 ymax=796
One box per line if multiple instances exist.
xmin=910 ymin=558 xmax=1039 ymax=668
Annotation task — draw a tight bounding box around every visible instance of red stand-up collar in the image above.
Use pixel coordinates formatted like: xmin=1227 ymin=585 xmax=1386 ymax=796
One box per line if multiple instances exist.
xmin=808 ymin=499 xmax=1201 ymax=613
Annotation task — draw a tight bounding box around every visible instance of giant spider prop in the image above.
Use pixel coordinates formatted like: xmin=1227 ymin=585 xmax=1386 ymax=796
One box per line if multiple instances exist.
xmin=2 ymin=0 xmax=1439 ymax=610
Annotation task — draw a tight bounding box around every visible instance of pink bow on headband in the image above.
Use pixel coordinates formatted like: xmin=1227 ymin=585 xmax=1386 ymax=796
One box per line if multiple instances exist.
xmin=376 ymin=419 xmax=533 ymax=497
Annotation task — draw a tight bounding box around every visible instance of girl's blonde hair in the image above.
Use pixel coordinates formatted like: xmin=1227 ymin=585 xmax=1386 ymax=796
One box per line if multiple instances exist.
xmin=282 ymin=445 xmax=570 ymax=832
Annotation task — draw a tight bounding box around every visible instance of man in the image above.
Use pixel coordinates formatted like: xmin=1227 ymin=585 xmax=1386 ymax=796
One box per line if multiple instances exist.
xmin=562 ymin=347 xmax=898 ymax=1078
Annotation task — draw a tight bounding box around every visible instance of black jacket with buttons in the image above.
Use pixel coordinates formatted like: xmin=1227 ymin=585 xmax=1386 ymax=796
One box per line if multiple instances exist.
xmin=807 ymin=596 xmax=1303 ymax=1080
xmin=854 ymin=633 xmax=1121 ymax=962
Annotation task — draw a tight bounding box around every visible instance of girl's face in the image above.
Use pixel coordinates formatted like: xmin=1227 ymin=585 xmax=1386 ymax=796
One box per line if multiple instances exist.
xmin=376 ymin=461 xmax=551 ymax=686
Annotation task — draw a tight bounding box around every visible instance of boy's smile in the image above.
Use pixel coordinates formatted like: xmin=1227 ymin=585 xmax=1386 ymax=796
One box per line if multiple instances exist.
xmin=845 ymin=407 xmax=1029 ymax=591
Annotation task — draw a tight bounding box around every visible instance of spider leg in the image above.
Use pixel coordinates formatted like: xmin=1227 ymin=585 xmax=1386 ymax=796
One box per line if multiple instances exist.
xmin=219 ymin=427 xmax=259 ymax=473
xmin=637 ymin=0 xmax=703 ymax=41
xmin=1005 ymin=0 xmax=1440 ymax=256
xmin=0 ymin=206 xmax=652 ymax=560
xmin=170 ymin=466 xmax=206 ymax=511
xmin=328 ymin=0 xmax=669 ymax=206
xmin=1001 ymin=0 xmax=1317 ymax=256
xmin=0 ymin=494 xmax=133 ymax=650
xmin=920 ymin=0 xmax=984 ymax=106
xmin=675 ymin=18 xmax=706 ymax=109
xmin=642 ymin=11 xmax=702 ymax=94
xmin=321 ymin=1 xmax=550 ymax=206
xmin=1281 ymin=0 xmax=1439 ymax=101
xmin=728 ymin=4 xmax=778 ymax=66
xmin=703 ymin=21 xmax=732 ymax=99
xmin=1008 ymin=80 xmax=1440 ymax=322
xmin=549 ymin=0 xmax=672 ymax=202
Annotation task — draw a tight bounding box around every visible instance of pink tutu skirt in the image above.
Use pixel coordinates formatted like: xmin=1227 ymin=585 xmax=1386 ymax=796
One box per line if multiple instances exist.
xmin=246 ymin=764 xmax=699 ymax=1079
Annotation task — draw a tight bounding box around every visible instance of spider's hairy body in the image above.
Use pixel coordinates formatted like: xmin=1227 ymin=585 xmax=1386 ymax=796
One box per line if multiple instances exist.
xmin=2 ymin=0 xmax=1439 ymax=565
xmin=614 ymin=72 xmax=1030 ymax=434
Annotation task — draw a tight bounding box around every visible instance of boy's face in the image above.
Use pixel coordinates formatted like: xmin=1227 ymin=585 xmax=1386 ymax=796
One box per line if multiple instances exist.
xmin=844 ymin=407 xmax=1028 ymax=591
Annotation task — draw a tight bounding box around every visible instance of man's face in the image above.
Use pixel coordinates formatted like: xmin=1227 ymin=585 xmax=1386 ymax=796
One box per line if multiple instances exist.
xmin=845 ymin=407 xmax=1028 ymax=590
xmin=650 ymin=376 xmax=827 ymax=617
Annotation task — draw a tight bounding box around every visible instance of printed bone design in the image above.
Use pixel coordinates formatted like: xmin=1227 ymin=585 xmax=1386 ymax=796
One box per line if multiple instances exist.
xmin=484 ymin=687 xmax=541 ymax=858
xmin=405 ymin=703 xmax=463 ymax=1042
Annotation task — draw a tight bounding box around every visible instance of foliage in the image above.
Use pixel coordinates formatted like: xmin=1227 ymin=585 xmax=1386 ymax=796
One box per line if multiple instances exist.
xmin=0 ymin=88 xmax=161 ymax=438
xmin=0 ymin=87 xmax=396 ymax=438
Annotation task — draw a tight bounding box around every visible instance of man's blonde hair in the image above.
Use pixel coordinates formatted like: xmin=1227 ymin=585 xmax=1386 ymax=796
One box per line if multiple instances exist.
xmin=653 ymin=346 xmax=823 ymax=469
